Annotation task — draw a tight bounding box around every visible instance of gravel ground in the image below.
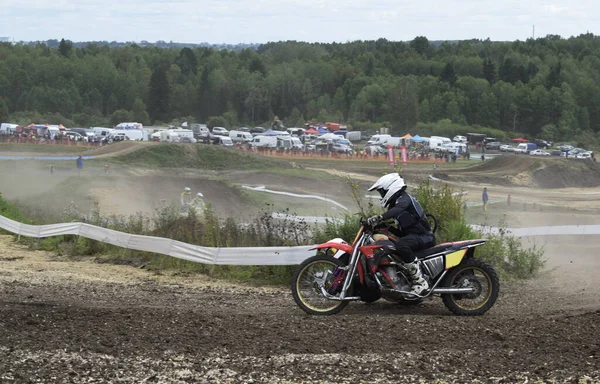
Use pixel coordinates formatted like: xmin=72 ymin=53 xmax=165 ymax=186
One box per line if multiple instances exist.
xmin=0 ymin=236 xmax=598 ymax=383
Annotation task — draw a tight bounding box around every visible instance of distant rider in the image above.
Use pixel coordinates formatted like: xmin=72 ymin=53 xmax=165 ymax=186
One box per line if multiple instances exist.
xmin=365 ymin=173 xmax=436 ymax=295
xmin=180 ymin=187 xmax=192 ymax=207
xmin=191 ymin=192 xmax=206 ymax=213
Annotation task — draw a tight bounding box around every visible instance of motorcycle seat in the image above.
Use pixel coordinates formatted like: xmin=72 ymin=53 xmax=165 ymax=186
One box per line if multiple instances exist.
xmin=414 ymin=244 xmax=453 ymax=258
xmin=415 ymin=239 xmax=487 ymax=259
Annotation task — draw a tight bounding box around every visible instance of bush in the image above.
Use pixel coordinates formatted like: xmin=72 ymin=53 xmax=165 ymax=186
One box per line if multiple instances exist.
xmin=474 ymin=221 xmax=545 ymax=280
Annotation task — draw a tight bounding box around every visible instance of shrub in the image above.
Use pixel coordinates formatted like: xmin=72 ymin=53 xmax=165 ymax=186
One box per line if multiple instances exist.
xmin=0 ymin=194 xmax=29 ymax=226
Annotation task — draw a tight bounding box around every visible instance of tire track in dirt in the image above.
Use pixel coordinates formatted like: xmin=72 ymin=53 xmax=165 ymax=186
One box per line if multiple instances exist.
xmin=0 ymin=236 xmax=598 ymax=383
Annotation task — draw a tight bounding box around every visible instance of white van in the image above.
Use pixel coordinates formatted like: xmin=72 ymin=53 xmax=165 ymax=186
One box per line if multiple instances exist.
xmin=367 ymin=134 xmax=391 ymax=146
xmin=191 ymin=123 xmax=210 ymax=139
xmin=429 ymin=136 xmax=452 ymax=152
xmin=212 ymin=126 xmax=229 ymax=135
xmin=286 ymin=127 xmax=305 ymax=137
xmin=212 ymin=135 xmax=233 ymax=146
xmin=168 ymin=129 xmax=196 ymax=143
xmin=229 ymin=130 xmax=253 ymax=143
xmin=346 ymin=131 xmax=362 ymax=142
xmin=250 ymin=135 xmax=277 ymax=148
xmin=160 ymin=131 xmax=180 ymax=143
xmin=116 ymin=122 xmax=143 ymax=130
xmin=0 ymin=123 xmax=18 ymax=135
xmin=384 ymin=137 xmax=409 ymax=148
xmin=277 ymin=137 xmax=304 ymax=150
xmin=107 ymin=129 xmax=147 ymax=142
xmin=92 ymin=127 xmax=115 ymax=138
xmin=291 ymin=137 xmax=304 ymax=149
xmin=441 ymin=142 xmax=467 ymax=153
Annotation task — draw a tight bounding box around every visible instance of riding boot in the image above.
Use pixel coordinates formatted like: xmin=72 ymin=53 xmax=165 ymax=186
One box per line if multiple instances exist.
xmin=404 ymin=262 xmax=429 ymax=295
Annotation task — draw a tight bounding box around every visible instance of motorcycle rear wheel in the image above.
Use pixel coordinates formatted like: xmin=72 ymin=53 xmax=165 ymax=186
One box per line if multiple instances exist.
xmin=441 ymin=258 xmax=499 ymax=316
xmin=291 ymin=255 xmax=349 ymax=316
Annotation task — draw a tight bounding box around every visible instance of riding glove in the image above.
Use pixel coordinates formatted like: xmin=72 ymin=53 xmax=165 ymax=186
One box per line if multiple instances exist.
xmin=366 ymin=214 xmax=383 ymax=226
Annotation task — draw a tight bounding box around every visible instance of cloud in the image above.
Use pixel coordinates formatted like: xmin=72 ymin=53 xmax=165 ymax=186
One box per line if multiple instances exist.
xmin=544 ymin=4 xmax=567 ymax=14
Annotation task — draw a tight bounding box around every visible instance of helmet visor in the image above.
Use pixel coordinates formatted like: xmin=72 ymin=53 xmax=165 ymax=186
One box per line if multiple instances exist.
xmin=377 ymin=188 xmax=386 ymax=198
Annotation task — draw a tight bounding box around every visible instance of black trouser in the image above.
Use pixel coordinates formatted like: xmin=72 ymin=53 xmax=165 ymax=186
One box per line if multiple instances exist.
xmin=393 ymin=233 xmax=436 ymax=263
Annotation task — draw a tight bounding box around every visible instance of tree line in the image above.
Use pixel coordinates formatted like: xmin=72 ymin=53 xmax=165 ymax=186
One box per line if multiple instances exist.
xmin=0 ymin=34 xmax=599 ymax=142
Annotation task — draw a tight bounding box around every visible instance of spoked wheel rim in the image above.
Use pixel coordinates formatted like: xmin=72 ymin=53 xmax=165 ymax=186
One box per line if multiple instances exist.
xmin=449 ymin=267 xmax=493 ymax=311
xmin=295 ymin=260 xmax=343 ymax=313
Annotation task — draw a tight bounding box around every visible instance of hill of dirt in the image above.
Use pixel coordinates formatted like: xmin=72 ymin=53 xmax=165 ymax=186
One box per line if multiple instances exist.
xmin=435 ymin=155 xmax=600 ymax=188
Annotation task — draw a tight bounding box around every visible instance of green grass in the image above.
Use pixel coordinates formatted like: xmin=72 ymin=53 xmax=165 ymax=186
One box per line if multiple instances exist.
xmin=110 ymin=144 xmax=293 ymax=170
xmin=0 ymin=143 xmax=93 ymax=154
xmin=293 ymin=157 xmax=474 ymax=175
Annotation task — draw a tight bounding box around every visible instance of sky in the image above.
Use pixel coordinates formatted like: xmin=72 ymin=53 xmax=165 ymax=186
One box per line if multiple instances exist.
xmin=0 ymin=0 xmax=598 ymax=44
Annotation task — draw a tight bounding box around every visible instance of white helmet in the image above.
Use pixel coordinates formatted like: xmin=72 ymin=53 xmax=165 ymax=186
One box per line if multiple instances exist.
xmin=196 ymin=192 xmax=204 ymax=198
xmin=368 ymin=173 xmax=406 ymax=208
xmin=184 ymin=187 xmax=191 ymax=192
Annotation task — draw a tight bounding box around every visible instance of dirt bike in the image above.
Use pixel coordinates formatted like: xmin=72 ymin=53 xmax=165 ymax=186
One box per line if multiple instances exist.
xmin=291 ymin=216 xmax=499 ymax=316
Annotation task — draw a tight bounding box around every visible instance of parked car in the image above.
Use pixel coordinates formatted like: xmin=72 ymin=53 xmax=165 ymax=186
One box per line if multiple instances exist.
xmin=453 ymin=135 xmax=468 ymax=144
xmin=485 ymin=141 xmax=502 ymax=150
xmin=567 ymin=148 xmax=586 ymax=158
xmin=250 ymin=127 xmax=265 ymax=135
xmin=530 ymin=149 xmax=550 ymax=156
xmin=549 ymin=150 xmax=563 ymax=156
xmin=499 ymin=144 xmax=512 ymax=152
xmin=557 ymin=144 xmax=574 ymax=152
xmin=534 ymin=139 xmax=553 ymax=149
xmin=333 ymin=143 xmax=352 ymax=154
xmin=364 ymin=145 xmax=386 ymax=155
xmin=64 ymin=131 xmax=85 ymax=140
xmin=576 ymin=152 xmax=593 ymax=159
xmin=212 ymin=126 xmax=229 ymax=135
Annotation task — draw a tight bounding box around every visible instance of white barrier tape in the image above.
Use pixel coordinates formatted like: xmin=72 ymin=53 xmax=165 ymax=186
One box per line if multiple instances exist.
xmin=0 ymin=215 xmax=316 ymax=266
xmin=2 ymin=215 xmax=599 ymax=267
xmin=271 ymin=212 xmax=343 ymax=224
xmin=470 ymin=224 xmax=600 ymax=237
xmin=242 ymin=185 xmax=348 ymax=211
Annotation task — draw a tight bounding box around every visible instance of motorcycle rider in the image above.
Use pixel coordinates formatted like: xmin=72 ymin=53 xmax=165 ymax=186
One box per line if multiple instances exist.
xmin=180 ymin=187 xmax=192 ymax=208
xmin=366 ymin=173 xmax=436 ymax=295
xmin=191 ymin=192 xmax=206 ymax=213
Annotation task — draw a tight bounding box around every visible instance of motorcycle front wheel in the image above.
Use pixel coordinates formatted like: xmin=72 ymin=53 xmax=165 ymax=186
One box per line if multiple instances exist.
xmin=441 ymin=258 xmax=500 ymax=316
xmin=291 ymin=255 xmax=349 ymax=316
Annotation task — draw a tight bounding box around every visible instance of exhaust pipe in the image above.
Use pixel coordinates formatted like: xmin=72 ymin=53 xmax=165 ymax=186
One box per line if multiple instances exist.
xmin=432 ymin=287 xmax=476 ymax=294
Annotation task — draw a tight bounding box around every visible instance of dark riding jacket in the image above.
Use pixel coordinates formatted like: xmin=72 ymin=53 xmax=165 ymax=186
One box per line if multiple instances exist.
xmin=381 ymin=191 xmax=432 ymax=236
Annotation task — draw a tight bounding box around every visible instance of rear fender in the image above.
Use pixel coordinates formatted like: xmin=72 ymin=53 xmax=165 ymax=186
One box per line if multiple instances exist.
xmin=445 ymin=249 xmax=467 ymax=269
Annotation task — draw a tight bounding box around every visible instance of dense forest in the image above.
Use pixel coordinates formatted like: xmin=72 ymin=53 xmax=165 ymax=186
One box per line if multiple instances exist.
xmin=1 ymin=34 xmax=599 ymax=142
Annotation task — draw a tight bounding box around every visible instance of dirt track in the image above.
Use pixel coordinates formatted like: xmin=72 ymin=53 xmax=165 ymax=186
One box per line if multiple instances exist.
xmin=0 ymin=236 xmax=598 ymax=383
xmin=1 ymin=146 xmax=600 ymax=382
